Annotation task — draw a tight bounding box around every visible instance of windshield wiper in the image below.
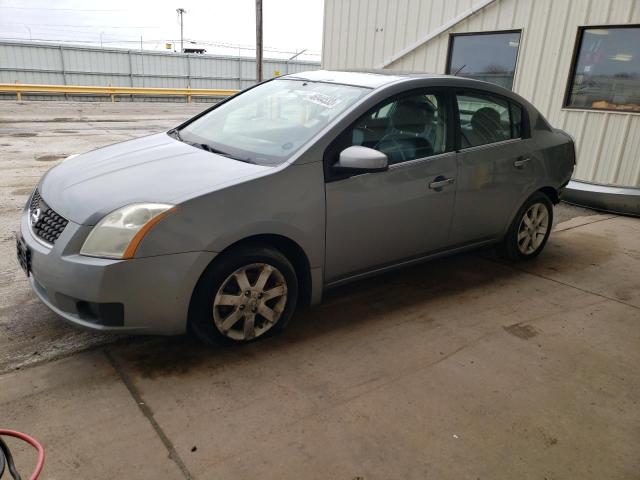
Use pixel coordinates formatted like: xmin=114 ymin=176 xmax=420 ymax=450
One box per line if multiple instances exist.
xmin=190 ymin=142 xmax=256 ymax=164
xmin=169 ymin=129 xmax=256 ymax=164
xmin=167 ymin=128 xmax=182 ymax=141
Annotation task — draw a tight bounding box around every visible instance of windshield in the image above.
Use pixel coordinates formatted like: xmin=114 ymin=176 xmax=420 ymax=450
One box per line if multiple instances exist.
xmin=178 ymin=79 xmax=369 ymax=165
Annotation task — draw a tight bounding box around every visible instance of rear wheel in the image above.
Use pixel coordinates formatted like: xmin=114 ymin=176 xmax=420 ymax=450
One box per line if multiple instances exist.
xmin=189 ymin=245 xmax=298 ymax=345
xmin=501 ymin=191 xmax=553 ymax=261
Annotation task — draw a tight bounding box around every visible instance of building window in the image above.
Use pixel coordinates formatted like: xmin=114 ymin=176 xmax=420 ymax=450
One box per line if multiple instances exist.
xmin=446 ymin=30 xmax=521 ymax=90
xmin=565 ymin=25 xmax=640 ymax=113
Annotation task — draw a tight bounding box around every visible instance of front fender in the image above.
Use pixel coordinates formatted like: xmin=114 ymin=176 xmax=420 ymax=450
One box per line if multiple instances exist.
xmin=134 ymin=162 xmax=326 ymax=269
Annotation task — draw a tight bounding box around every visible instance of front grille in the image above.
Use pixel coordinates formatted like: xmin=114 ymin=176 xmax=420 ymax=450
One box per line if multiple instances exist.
xmin=29 ymin=189 xmax=41 ymax=212
xmin=29 ymin=189 xmax=68 ymax=245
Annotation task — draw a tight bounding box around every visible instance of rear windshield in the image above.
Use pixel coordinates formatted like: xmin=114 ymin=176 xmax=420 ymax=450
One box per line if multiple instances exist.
xmin=178 ymin=79 xmax=369 ymax=166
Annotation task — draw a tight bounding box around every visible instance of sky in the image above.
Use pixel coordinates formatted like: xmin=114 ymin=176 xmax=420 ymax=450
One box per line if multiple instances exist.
xmin=0 ymin=0 xmax=324 ymax=60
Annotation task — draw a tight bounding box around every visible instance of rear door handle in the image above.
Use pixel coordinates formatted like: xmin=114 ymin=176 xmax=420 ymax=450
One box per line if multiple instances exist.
xmin=513 ymin=157 xmax=531 ymax=168
xmin=428 ymin=177 xmax=455 ymax=190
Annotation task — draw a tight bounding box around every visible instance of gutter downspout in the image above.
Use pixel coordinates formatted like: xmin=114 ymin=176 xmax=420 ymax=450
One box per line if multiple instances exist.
xmin=377 ymin=0 xmax=498 ymax=69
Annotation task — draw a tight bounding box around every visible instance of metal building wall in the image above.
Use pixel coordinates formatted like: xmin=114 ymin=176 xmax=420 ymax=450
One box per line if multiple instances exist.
xmin=322 ymin=0 xmax=640 ymax=189
xmin=0 ymin=40 xmax=319 ymax=95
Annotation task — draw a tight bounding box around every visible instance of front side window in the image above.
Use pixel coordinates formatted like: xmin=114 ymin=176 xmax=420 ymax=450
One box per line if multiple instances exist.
xmin=565 ymin=26 xmax=640 ymax=112
xmin=179 ymin=79 xmax=369 ymax=165
xmin=457 ymin=93 xmax=522 ymax=148
xmin=446 ymin=31 xmax=521 ymax=90
xmin=347 ymin=91 xmax=449 ymax=165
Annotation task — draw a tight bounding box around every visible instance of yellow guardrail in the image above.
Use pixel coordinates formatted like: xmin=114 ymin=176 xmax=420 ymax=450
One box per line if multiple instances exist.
xmin=0 ymin=83 xmax=239 ymax=102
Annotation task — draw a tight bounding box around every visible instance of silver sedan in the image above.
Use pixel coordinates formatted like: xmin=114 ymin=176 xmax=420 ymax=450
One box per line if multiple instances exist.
xmin=16 ymin=70 xmax=575 ymax=344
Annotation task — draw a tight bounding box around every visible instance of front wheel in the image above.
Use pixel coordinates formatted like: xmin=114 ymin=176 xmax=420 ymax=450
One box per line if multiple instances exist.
xmin=501 ymin=192 xmax=553 ymax=261
xmin=189 ymin=245 xmax=298 ymax=345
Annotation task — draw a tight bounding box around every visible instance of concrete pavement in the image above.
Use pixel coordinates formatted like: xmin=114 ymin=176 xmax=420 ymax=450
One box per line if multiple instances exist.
xmin=1 ymin=215 xmax=639 ymax=479
xmin=0 ymin=102 xmax=207 ymax=374
xmin=1 ymin=102 xmax=639 ymax=479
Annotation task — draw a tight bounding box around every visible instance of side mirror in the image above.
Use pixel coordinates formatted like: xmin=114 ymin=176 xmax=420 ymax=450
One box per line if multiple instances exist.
xmin=333 ymin=146 xmax=388 ymax=174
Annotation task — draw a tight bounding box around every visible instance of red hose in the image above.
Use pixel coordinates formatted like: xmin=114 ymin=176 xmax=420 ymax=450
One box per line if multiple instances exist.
xmin=0 ymin=429 xmax=45 ymax=480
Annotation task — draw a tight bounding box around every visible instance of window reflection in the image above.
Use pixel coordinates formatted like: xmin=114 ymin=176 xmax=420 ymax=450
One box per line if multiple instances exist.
xmin=447 ymin=31 xmax=521 ymax=90
xmin=457 ymin=93 xmax=522 ymax=148
xmin=566 ymin=26 xmax=640 ymax=112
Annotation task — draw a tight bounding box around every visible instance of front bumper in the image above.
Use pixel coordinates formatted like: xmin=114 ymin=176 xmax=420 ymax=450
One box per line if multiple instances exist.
xmin=20 ymin=211 xmax=216 ymax=335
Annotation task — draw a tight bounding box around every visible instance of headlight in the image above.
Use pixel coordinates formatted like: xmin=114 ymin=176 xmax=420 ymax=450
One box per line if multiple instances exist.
xmin=80 ymin=203 xmax=175 ymax=259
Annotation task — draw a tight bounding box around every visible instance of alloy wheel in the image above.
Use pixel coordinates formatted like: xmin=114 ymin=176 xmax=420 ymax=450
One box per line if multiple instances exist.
xmin=213 ymin=263 xmax=288 ymax=341
xmin=517 ymin=202 xmax=549 ymax=255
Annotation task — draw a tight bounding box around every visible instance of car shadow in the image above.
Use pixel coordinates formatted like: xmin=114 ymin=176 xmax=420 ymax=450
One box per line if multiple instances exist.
xmin=110 ymin=247 xmax=527 ymax=380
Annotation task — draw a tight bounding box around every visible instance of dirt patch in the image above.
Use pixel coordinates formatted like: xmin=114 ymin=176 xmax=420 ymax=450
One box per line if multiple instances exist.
xmin=36 ymin=154 xmax=66 ymax=162
xmin=83 ymin=118 xmax=142 ymax=123
xmin=11 ymin=187 xmax=33 ymax=196
xmin=542 ymin=431 xmax=559 ymax=447
xmin=503 ymin=323 xmax=539 ymax=340
xmin=555 ymin=202 xmax=599 ymax=224
xmin=115 ymin=336 xmax=221 ymax=379
xmin=11 ymin=133 xmax=37 ymax=138
xmin=54 ymin=129 xmax=79 ymax=134
xmin=1 ymin=118 xmax=146 ymax=124
xmin=613 ymin=287 xmax=633 ymax=302
xmin=565 ymin=232 xmax=616 ymax=261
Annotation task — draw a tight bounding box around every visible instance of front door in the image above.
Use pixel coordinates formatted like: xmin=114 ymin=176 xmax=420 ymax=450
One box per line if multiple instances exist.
xmin=324 ymin=89 xmax=458 ymax=283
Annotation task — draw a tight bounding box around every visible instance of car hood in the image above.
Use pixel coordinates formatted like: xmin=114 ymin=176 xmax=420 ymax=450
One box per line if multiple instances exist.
xmin=40 ymin=133 xmax=270 ymax=225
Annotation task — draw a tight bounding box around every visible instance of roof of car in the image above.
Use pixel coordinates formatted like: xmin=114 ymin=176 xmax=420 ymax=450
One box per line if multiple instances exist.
xmin=282 ymin=69 xmax=449 ymax=89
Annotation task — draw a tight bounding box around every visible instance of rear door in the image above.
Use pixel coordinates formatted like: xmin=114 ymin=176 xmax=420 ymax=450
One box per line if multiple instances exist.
xmin=324 ymin=88 xmax=458 ymax=283
xmin=450 ymin=90 xmax=538 ymax=245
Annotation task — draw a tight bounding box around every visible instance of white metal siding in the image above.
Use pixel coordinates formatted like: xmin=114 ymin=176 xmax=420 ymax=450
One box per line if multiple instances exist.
xmin=322 ymin=0 xmax=640 ymax=188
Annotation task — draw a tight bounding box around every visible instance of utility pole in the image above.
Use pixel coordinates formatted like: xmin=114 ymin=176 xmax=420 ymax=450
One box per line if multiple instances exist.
xmin=255 ymin=0 xmax=263 ymax=82
xmin=176 ymin=8 xmax=186 ymax=53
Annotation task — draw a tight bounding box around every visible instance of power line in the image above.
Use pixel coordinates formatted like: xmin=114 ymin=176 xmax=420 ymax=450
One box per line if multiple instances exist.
xmin=0 ymin=6 xmax=127 ymax=12
xmin=184 ymin=39 xmax=320 ymax=55
xmin=0 ymin=36 xmax=145 ymax=44
xmin=0 ymin=36 xmax=321 ymax=56
xmin=0 ymin=22 xmax=157 ymax=29
xmin=0 ymin=25 xmax=149 ymax=36
xmin=0 ymin=27 xmax=145 ymax=41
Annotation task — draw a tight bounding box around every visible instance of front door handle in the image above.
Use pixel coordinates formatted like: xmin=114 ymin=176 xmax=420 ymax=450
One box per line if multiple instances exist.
xmin=513 ymin=157 xmax=531 ymax=168
xmin=428 ymin=177 xmax=455 ymax=190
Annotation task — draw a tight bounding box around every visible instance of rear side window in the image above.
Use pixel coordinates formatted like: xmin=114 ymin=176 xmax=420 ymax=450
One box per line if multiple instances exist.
xmin=510 ymin=102 xmax=523 ymax=138
xmin=457 ymin=92 xmax=523 ymax=148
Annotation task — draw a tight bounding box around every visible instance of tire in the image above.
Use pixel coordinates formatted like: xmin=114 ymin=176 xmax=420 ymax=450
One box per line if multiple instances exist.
xmin=189 ymin=244 xmax=298 ymax=345
xmin=500 ymin=191 xmax=554 ymax=261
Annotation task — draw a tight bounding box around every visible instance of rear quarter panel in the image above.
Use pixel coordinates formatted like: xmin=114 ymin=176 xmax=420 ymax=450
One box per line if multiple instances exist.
xmin=534 ymin=129 xmax=576 ymax=190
